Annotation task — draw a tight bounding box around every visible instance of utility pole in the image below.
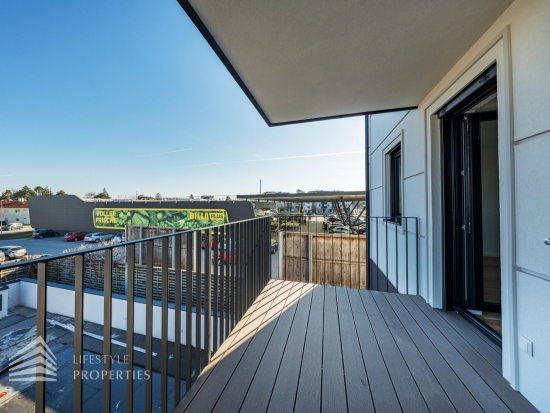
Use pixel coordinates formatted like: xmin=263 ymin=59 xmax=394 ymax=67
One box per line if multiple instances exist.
xmin=260 ymin=180 xmax=262 ymax=194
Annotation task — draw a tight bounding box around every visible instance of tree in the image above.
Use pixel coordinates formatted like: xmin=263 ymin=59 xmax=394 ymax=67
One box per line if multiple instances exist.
xmin=155 ymin=193 xmax=162 ymax=200
xmin=1 ymin=190 xmax=13 ymax=201
xmin=13 ymin=186 xmax=37 ymax=200
xmin=189 ymin=194 xmax=194 ymax=200
xmin=94 ymin=188 xmax=110 ymax=199
xmin=56 ymin=190 xmax=67 ymax=195
xmin=225 ymin=196 xmax=231 ymax=201
xmin=84 ymin=192 xmax=96 ymax=199
xmin=34 ymin=186 xmax=52 ymax=196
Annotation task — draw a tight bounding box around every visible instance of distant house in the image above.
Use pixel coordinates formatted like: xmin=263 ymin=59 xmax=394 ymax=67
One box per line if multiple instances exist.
xmin=0 ymin=200 xmax=30 ymax=225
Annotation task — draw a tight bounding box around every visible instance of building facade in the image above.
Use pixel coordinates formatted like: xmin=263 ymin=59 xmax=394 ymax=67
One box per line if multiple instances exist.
xmin=368 ymin=1 xmax=550 ymax=409
xmin=0 ymin=200 xmax=30 ymax=225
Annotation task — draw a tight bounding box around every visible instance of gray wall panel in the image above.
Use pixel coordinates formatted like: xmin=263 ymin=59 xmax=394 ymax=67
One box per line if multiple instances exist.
xmin=28 ymin=195 xmax=255 ymax=234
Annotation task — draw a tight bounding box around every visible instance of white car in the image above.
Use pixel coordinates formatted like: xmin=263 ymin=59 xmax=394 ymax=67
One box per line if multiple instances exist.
xmin=84 ymin=232 xmax=114 ymax=243
xmin=0 ymin=246 xmax=27 ymax=260
xmin=113 ymin=233 xmax=126 ymax=243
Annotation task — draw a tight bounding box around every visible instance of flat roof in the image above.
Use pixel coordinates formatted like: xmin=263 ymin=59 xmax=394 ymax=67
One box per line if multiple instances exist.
xmin=237 ymin=191 xmax=365 ymax=202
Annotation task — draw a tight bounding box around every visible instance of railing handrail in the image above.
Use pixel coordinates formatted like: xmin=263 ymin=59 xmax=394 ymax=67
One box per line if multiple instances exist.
xmin=0 ymin=216 xmax=269 ymax=271
xmin=1 ymin=215 xmax=272 ymax=412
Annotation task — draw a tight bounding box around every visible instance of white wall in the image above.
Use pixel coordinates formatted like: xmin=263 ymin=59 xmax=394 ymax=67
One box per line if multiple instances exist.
xmin=2 ymin=208 xmax=31 ymax=225
xmin=16 ymin=280 xmax=219 ymax=350
xmin=369 ymin=1 xmax=550 ymax=410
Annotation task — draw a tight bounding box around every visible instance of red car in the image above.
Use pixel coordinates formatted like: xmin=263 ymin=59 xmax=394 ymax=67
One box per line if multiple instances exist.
xmin=64 ymin=231 xmax=87 ymax=242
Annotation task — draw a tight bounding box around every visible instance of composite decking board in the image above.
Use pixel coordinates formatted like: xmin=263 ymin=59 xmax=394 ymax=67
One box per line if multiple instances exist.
xmin=176 ymin=282 xmax=537 ymax=413
xmin=370 ymin=291 xmax=458 ymax=413
xmin=439 ymin=309 xmax=502 ymax=356
xmin=175 ymin=280 xmax=286 ymax=413
xmin=335 ymin=287 xmax=375 ymax=413
xmin=358 ymin=290 xmax=429 ymax=413
xmin=266 ymin=283 xmax=315 ymax=413
xmin=347 ymin=288 xmax=402 ymax=412
xmin=182 ymin=281 xmax=294 ymax=413
xmin=383 ymin=293 xmax=484 ymax=413
xmin=294 ymin=284 xmax=324 ymax=413
xmin=240 ymin=283 xmax=313 ymax=413
xmin=406 ymin=296 xmax=537 ymax=412
xmin=321 ymin=286 xmax=348 ymax=412
xmin=435 ymin=309 xmax=502 ymax=373
xmin=396 ymin=294 xmax=509 ymax=412
xmin=215 ymin=282 xmax=305 ymax=413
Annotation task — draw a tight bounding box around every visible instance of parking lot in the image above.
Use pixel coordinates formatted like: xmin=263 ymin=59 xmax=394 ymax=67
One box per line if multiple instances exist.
xmin=0 ymin=234 xmax=106 ymax=258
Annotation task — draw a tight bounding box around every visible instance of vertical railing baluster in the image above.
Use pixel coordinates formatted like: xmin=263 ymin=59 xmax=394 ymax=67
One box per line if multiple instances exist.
xmin=204 ymin=229 xmax=212 ymax=366
xmin=186 ymin=232 xmax=193 ymax=390
xmin=74 ymin=254 xmax=84 ymax=413
xmin=220 ymin=226 xmax=225 ymax=343
xmin=239 ymin=222 xmax=244 ymax=321
xmin=247 ymin=221 xmax=252 ymax=307
xmin=231 ymin=224 xmax=237 ymax=330
xmin=172 ymin=234 xmax=181 ymax=406
xmin=125 ymin=244 xmax=135 ymax=413
xmin=385 ymin=220 xmax=389 ymax=292
xmin=225 ymin=226 xmax=231 ymax=336
xmin=405 ymin=218 xmax=409 ymax=295
xmin=174 ymin=234 xmax=182 ymax=404
xmin=213 ymin=228 xmax=219 ymax=353
xmin=195 ymin=230 xmax=202 ymax=375
xmin=396 ymin=218 xmax=399 ymax=293
xmin=161 ymin=238 xmax=169 ymax=413
xmin=103 ymin=249 xmax=113 ymax=413
xmin=36 ymin=262 xmax=47 ymax=413
xmin=416 ymin=218 xmax=420 ymax=295
xmin=145 ymin=241 xmax=153 ymax=413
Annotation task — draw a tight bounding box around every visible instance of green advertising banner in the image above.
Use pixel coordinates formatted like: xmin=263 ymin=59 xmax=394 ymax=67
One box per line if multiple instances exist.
xmin=93 ymin=208 xmax=229 ymax=230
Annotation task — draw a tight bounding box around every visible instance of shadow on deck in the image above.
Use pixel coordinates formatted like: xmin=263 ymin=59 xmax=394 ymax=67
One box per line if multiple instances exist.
xmin=175 ymin=280 xmax=537 ymax=413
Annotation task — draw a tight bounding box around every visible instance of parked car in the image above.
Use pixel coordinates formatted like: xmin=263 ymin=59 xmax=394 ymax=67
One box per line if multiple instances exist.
xmin=64 ymin=231 xmax=87 ymax=242
xmin=32 ymin=229 xmax=61 ymax=239
xmin=270 ymin=239 xmax=279 ymax=254
xmin=113 ymin=233 xmax=126 ymax=243
xmin=6 ymin=246 xmax=27 ymax=259
xmin=84 ymin=232 xmax=114 ymax=243
xmin=328 ymin=226 xmax=351 ymax=234
xmin=2 ymin=222 xmax=23 ymax=231
xmin=0 ymin=246 xmax=26 ymax=260
xmin=0 ymin=251 xmax=5 ymax=263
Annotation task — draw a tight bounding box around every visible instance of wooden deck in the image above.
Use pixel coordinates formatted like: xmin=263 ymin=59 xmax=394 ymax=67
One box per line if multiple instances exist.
xmin=175 ymin=280 xmax=537 ymax=413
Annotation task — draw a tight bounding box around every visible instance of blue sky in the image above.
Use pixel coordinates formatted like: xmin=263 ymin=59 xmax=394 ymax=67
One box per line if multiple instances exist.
xmin=0 ymin=1 xmax=364 ymax=198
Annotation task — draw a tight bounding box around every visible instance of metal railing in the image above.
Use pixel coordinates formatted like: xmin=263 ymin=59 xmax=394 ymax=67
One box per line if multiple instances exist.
xmin=274 ymin=213 xmax=419 ymax=294
xmin=0 ymin=216 xmax=271 ymax=413
xmin=367 ymin=217 xmax=419 ymax=295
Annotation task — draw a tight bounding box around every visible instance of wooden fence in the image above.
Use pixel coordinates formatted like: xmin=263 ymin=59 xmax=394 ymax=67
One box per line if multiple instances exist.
xmin=283 ymin=233 xmax=367 ymax=289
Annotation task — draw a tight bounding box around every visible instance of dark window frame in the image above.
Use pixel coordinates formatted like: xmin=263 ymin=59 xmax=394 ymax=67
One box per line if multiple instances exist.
xmin=389 ymin=143 xmax=402 ymax=224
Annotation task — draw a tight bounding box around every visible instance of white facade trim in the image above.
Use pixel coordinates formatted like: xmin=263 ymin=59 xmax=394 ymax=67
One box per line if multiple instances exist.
xmin=423 ymin=26 xmax=518 ymax=388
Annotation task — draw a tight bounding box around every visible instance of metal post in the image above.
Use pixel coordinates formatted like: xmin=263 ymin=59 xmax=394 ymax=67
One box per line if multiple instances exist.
xmin=278 ymin=230 xmax=284 ymax=280
xmin=35 ymin=262 xmax=47 ymax=413
xmin=365 ymin=115 xmax=371 ymax=290
xmin=125 ymin=245 xmax=135 ymax=413
xmin=74 ymin=255 xmax=84 ymax=413
xmin=308 ymin=233 xmax=313 ymax=283
xmin=139 ymin=226 xmax=143 ymax=265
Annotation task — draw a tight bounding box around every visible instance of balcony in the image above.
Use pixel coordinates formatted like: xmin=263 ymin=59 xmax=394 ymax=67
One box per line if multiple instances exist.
xmin=0 ymin=216 xmax=536 ymax=412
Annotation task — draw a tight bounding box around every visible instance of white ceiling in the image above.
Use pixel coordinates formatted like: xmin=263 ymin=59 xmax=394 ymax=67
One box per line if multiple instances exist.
xmin=185 ymin=0 xmax=512 ymax=125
